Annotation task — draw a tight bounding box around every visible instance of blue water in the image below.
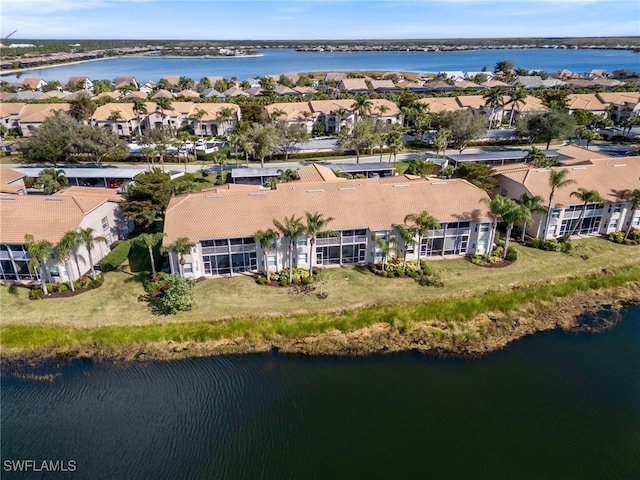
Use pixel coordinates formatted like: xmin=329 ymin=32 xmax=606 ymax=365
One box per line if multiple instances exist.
xmin=2 ymin=48 xmax=638 ymax=83
xmin=1 ymin=305 xmax=639 ymax=480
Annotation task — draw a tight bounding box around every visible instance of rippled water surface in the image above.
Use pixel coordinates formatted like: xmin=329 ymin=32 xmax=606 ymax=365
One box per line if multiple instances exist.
xmin=1 ymin=48 xmax=638 ymax=82
xmin=2 ymin=305 xmax=639 ymax=480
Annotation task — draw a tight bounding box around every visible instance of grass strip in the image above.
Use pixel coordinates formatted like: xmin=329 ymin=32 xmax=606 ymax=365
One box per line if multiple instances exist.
xmin=2 ymin=265 xmax=639 ymax=351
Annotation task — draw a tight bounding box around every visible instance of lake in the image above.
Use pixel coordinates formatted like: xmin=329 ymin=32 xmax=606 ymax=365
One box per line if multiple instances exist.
xmin=2 ymin=48 xmax=639 ymax=83
xmin=2 ymin=304 xmax=639 ymax=479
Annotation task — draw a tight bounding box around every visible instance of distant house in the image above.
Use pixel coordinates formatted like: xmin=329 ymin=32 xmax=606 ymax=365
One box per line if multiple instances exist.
xmin=0 ymin=193 xmax=126 ymax=282
xmin=114 ymin=76 xmax=139 ymax=90
xmin=176 ymin=89 xmax=200 ymax=99
xmin=368 ymin=79 xmax=398 ymax=93
xmin=264 ymin=102 xmax=315 ymax=133
xmin=512 ymin=76 xmax=566 ymax=89
xmin=160 ymin=76 xmax=181 ymax=89
xmin=150 ymin=89 xmax=174 ymax=99
xmin=395 ymin=80 xmax=430 ymax=94
xmin=439 ymin=71 xmax=465 ymax=82
xmin=186 ymin=103 xmax=241 ymax=136
xmin=0 ymin=167 xmax=27 ymax=195
xmin=453 ymin=80 xmax=483 ymax=92
xmin=338 ymin=78 xmax=370 ymax=94
xmin=245 ymin=78 xmax=262 ymax=88
xmin=139 ymin=81 xmax=157 ymax=94
xmin=21 ymin=78 xmax=48 ymax=91
xmin=273 ymin=84 xmax=299 ymax=97
xmin=293 ymin=86 xmax=318 ymax=96
xmin=0 ymin=102 xmax=26 ymax=132
xmin=201 ymin=87 xmax=226 ymax=99
xmin=417 ymin=97 xmax=461 ymax=114
xmin=17 ymin=103 xmax=71 ymax=136
xmin=91 ymin=103 xmax=139 ymax=137
xmin=565 ymin=94 xmax=608 ymax=116
xmin=324 ymin=72 xmax=347 ymax=83
xmin=424 ymin=80 xmax=454 ymax=93
xmin=222 ymin=86 xmax=249 ymax=98
xmin=67 ymin=76 xmax=93 ymax=92
xmin=481 ymin=80 xmax=512 ymax=89
xmin=596 ymin=92 xmax=640 ymax=123
xmin=245 ymin=86 xmax=264 ymax=97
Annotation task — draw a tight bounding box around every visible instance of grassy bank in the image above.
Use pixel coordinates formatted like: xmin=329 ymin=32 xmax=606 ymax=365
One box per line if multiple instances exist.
xmin=0 ymin=237 xmax=638 ymax=356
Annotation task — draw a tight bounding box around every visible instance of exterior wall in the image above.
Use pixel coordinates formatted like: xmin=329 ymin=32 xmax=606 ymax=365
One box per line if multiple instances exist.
xmin=600 ymin=202 xmax=640 ymax=235
xmin=180 ymin=221 xmax=492 ymax=279
xmin=93 ymin=120 xmax=137 ymax=137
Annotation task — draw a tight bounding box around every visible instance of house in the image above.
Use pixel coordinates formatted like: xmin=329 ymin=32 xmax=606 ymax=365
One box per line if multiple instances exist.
xmin=495 ymin=157 xmax=640 ymax=239
xmin=67 ymin=76 xmax=93 ymax=92
xmin=160 ymin=76 xmax=181 ymax=89
xmin=555 ymin=145 xmax=613 ymax=166
xmin=565 ymin=94 xmax=608 ymax=116
xmin=91 ymin=103 xmax=140 ymax=137
xmin=308 ymin=99 xmax=355 ymax=134
xmin=21 ymin=78 xmax=48 ymax=91
xmin=139 ymin=81 xmax=156 ymax=94
xmin=338 ymin=78 xmax=370 ymax=94
xmin=324 ymin=72 xmax=347 ymax=83
xmin=150 ymin=89 xmax=174 ymax=99
xmin=123 ymin=90 xmax=147 ymax=100
xmin=424 ymin=80 xmax=455 ymax=93
xmin=114 ymin=76 xmax=138 ymax=90
xmin=512 ymin=76 xmax=566 ymax=89
xmin=222 ymin=86 xmax=249 ymax=98
xmin=187 ymin=103 xmax=241 ymax=137
xmin=245 ymin=86 xmax=264 ymax=97
xmin=595 ymin=92 xmax=640 ymax=123
xmin=264 ymin=102 xmax=315 ymax=133
xmin=0 ymin=193 xmax=127 ymax=282
xmin=16 ymin=103 xmax=71 ymax=136
xmin=417 ymin=97 xmax=461 ymax=114
xmin=439 ymin=71 xmax=465 ymax=82
xmin=201 ymin=87 xmax=225 ymax=99
xmin=480 ymin=80 xmax=512 ymax=89
xmin=162 ymin=164 xmax=494 ymax=278
xmin=368 ymin=79 xmax=398 ymax=93
xmin=273 ymin=85 xmax=299 ymax=97
xmin=454 ymin=80 xmax=483 ymax=92
xmin=395 ymin=80 xmax=430 ymax=94
xmin=0 ymin=102 xmax=26 ymax=132
xmin=0 ymin=168 xmax=27 ymax=195
xmin=176 ymin=89 xmax=200 ymax=99
xmin=245 ymin=78 xmax=262 ymax=88
xmin=293 ymin=86 xmax=318 ymax=96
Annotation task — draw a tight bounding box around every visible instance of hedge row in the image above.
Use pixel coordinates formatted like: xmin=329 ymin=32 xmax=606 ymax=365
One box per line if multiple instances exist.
xmin=100 ymin=240 xmax=131 ymax=272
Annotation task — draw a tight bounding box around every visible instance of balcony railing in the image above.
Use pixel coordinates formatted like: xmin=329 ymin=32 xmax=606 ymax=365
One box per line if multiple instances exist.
xmin=202 ymin=246 xmax=228 ymax=255
xmin=563 ymin=209 xmax=603 ymax=220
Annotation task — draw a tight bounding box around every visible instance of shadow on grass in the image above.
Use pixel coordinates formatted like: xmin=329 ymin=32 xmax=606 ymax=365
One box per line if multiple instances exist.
xmin=122 ymin=270 xmax=151 ymax=285
xmin=128 ymin=244 xmax=162 ymax=274
xmin=353 ymin=265 xmax=374 ymax=276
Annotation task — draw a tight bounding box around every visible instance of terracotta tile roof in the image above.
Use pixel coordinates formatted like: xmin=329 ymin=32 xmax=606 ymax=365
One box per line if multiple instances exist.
xmin=164 ymin=176 xmax=491 ymax=244
xmin=53 ymin=186 xmax=124 ymax=202
xmin=309 ymin=99 xmax=354 ymax=114
xmin=369 ymin=79 xmax=397 ymax=90
xmin=161 ymin=76 xmax=181 ymax=86
xmin=41 ymin=91 xmax=70 ymax=99
xmin=497 ymin=156 xmax=640 ymax=207
xmin=454 ymin=80 xmax=482 ymax=89
xmin=177 ymin=89 xmax=200 ymax=98
xmin=273 ymin=85 xmax=299 ymax=96
xmin=418 ymin=97 xmax=461 ymax=113
xmin=92 ymin=91 xmax=121 ymax=100
xmin=151 ymin=89 xmax=174 ymax=99
xmin=370 ymin=99 xmax=400 ymax=116
xmin=0 ymin=167 xmax=25 ymax=185
xmin=0 ymin=103 xmax=26 ymax=116
xmin=186 ymin=103 xmax=240 ymax=120
xmin=296 ymin=164 xmax=342 ymax=183
xmin=481 ymin=80 xmax=511 ymax=88
xmin=92 ymin=103 xmax=137 ymax=121
xmin=17 ymin=103 xmax=70 ymax=123
xmin=556 ymin=145 xmax=612 ymax=165
xmin=293 ymin=86 xmax=317 ymax=95
xmin=123 ymin=91 xmax=147 ymax=100
xmin=596 ymin=92 xmax=640 ymax=106
xmin=339 ymin=78 xmax=369 ymax=91
xmin=21 ymin=78 xmax=45 ymax=89
xmin=265 ymin=102 xmax=313 ymax=121
xmin=566 ymin=94 xmax=607 ymax=111
xmin=455 ymin=95 xmax=488 ymax=109
xmin=0 ymin=195 xmax=112 ymax=244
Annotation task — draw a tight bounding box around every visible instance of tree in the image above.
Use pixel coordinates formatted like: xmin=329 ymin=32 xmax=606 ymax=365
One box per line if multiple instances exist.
xmin=483 ymin=88 xmax=504 ymax=128
xmin=371 ymin=233 xmax=394 ymax=269
xmin=24 ymin=234 xmax=53 ymax=295
xmin=501 ymin=201 xmax=531 ymax=258
xmin=385 ymin=124 xmax=404 ymax=163
xmin=568 ymin=188 xmax=604 ymax=236
xmin=395 ymin=225 xmax=417 ymax=274
xmin=542 ymin=169 xmax=576 ymax=239
xmin=506 ymin=86 xmax=527 ymax=127
xmin=189 ymin=108 xmax=207 ymax=137
xmin=69 ymin=91 xmax=96 ymax=121
xmin=20 ymin=113 xmax=80 ymax=166
xmin=622 ymin=189 xmax=640 ymax=240
xmin=338 ymin=118 xmax=375 ymax=163
xmin=122 ymin=168 xmax=172 ymax=227
xmin=482 ymin=195 xmax=510 ymax=256
xmin=146 ymin=274 xmax=195 ymax=315
xmin=273 ymin=215 xmax=305 ymax=284
xmin=78 ymin=227 xmax=106 ymax=277
xmin=518 ymin=193 xmax=545 ymax=241
xmin=523 ymin=111 xmax=576 ymax=149
xmin=405 ymin=158 xmax=434 ymax=178
xmin=583 ymin=129 xmax=601 ymax=149
xmin=404 ymin=211 xmax=440 ymax=259
xmin=254 ymin=229 xmax=276 ymax=281
xmin=163 ymin=237 xmax=195 ymax=277
xmin=178 ymin=76 xmax=195 ymax=90
xmin=229 ymin=120 xmax=250 ymax=165
xmin=351 ymin=95 xmax=373 ymax=120
xmin=274 ymin=122 xmax=309 ymax=161
xmin=305 ymin=212 xmax=334 ymax=277
xmin=541 ymin=90 xmax=569 ymax=111
xmin=133 ymin=99 xmax=148 ymax=138
xmin=56 ymin=230 xmax=81 ymax=290
xmin=494 ymin=60 xmax=515 ymax=77
xmin=34 ymin=167 xmax=68 ymax=194
xmin=217 ymin=106 xmax=235 ymax=136
xmin=454 ymin=162 xmax=497 ymax=194
xmin=436 ymin=110 xmax=486 ymax=153
xmin=432 ymin=129 xmax=451 ymax=159
xmin=373 ymin=121 xmax=391 ymax=161
xmin=334 ymin=107 xmax=349 ymax=134
xmin=248 ymin=123 xmax=279 ymax=168
xmin=83 ymin=127 xmax=129 ymax=166
xmin=523 ymin=146 xmax=554 ymax=167
xmin=133 ymin=232 xmax=164 ymax=275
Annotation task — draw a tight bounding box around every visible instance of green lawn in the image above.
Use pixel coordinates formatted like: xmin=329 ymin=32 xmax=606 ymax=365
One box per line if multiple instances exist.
xmin=1 ymin=238 xmax=638 ymax=331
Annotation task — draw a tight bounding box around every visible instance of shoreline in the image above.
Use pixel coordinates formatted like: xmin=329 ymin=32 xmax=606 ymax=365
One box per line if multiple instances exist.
xmin=3 ymin=281 xmax=638 ymax=366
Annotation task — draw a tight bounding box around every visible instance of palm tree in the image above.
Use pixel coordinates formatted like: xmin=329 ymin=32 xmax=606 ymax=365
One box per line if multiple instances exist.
xmin=335 ymin=107 xmax=349 ymax=134
xmin=542 ymin=169 xmax=576 ymax=239
xmin=35 ymin=168 xmax=68 ymax=194
xmin=24 ymin=234 xmax=53 ymax=295
xmin=133 ymin=99 xmax=148 ymax=138
xmin=483 ymin=88 xmax=504 ymax=128
xmin=432 ymin=129 xmax=451 ymax=159
xmin=189 ymin=108 xmax=207 ymax=137
xmin=622 ymin=188 xmax=640 ymax=240
xmin=501 ymin=200 xmax=531 ymax=258
xmin=395 ymin=225 xmax=417 ymax=274
xmin=78 ymin=227 xmax=106 ymax=277
xmin=352 ymin=95 xmax=373 ymax=120
xmin=518 ymin=193 xmax=545 ymax=241
xmin=482 ymin=195 xmax=510 ymax=254
xmin=305 ymin=212 xmax=334 ymax=277
xmin=507 ymin=87 xmax=527 ymax=128
xmin=254 ymin=229 xmax=276 ymax=281
xmin=404 ymin=211 xmax=440 ymax=259
xmin=568 ymin=188 xmax=604 ymax=237
xmin=583 ymin=129 xmax=601 ymax=150
xmin=163 ymin=237 xmax=195 ymax=277
xmin=371 ymin=233 xmax=394 ymax=270
xmin=385 ymin=124 xmax=404 ymax=163
xmin=108 ymin=109 xmax=123 ymax=133
xmin=133 ymin=232 xmax=164 ymax=275
xmin=270 ymin=108 xmax=286 ymax=122
xmin=273 ymin=215 xmax=305 ymax=284
xmin=523 ymin=146 xmax=548 ymax=166
xmin=56 ymin=230 xmax=81 ymax=291
xmin=217 ymin=106 xmax=235 ymax=136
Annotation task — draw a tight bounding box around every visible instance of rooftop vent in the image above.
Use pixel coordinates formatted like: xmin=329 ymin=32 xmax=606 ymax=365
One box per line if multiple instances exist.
xmin=338 ymin=187 xmax=355 ymax=191
xmin=430 ymin=181 xmax=447 ymax=185
xmin=0 ymin=197 xmax=16 ymax=201
xmin=45 ymin=198 xmax=64 ymax=202
xmin=205 ymin=194 xmax=224 ymax=199
xmin=612 ymin=164 xmax=626 ymax=167
xmin=393 ymin=184 xmax=409 ymax=188
xmin=249 ymin=192 xmax=267 ymax=197
xmin=306 ymin=189 xmax=324 ymax=193
xmin=536 ymin=169 xmax=552 ymax=173
xmin=572 ymin=167 xmax=587 ymax=170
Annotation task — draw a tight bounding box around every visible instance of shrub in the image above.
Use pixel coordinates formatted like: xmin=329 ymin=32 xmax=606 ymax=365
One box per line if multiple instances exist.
xmin=29 ymin=288 xmax=44 ymax=300
xmin=8 ymin=284 xmax=18 ymax=295
xmin=505 ymin=247 xmax=518 ymax=262
xmin=301 ymin=276 xmax=312 ymax=285
xmin=143 ymin=272 xmax=170 ymax=294
xmin=256 ymin=276 xmax=268 ymax=285
xmin=141 ymin=274 xmax=195 ymax=315
xmin=100 ymin=240 xmax=131 ymax=272
xmin=279 ymin=277 xmax=289 ymax=287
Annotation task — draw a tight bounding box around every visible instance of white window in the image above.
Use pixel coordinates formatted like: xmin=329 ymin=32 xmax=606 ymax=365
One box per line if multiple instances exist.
xmin=632 ymin=217 xmax=640 ymax=227
xmin=549 ymin=225 xmax=557 ymax=234
xmin=296 ymin=236 xmax=307 ymax=246
xmin=105 ymin=233 xmax=112 ymax=246
xmin=551 ymin=210 xmax=561 ymax=219
xmin=183 ymin=263 xmax=193 ymax=274
xmin=101 ymin=217 xmax=109 ymax=231
xmin=297 ymin=253 xmax=308 ymax=265
xmin=267 ymin=255 xmax=277 ymax=267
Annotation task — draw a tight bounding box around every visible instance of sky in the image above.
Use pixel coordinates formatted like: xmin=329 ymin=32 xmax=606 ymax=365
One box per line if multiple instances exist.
xmin=1 ymin=0 xmax=639 ymax=41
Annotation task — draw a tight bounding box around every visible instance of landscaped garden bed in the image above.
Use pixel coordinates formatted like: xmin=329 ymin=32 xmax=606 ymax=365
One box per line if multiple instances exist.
xmin=367 ymin=259 xmax=445 ymax=287
xmin=28 ymin=274 xmax=104 ymax=300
